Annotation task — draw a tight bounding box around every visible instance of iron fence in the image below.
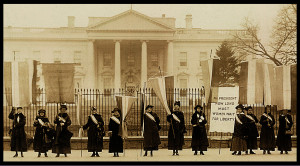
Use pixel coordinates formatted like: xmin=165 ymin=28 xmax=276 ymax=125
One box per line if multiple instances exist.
xmin=3 ymin=88 xmax=297 ymax=138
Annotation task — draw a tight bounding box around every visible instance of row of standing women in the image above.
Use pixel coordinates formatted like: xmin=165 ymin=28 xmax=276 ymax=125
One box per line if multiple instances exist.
xmin=9 ymin=102 xmax=293 ymax=158
xmin=230 ymin=104 xmax=293 ymax=155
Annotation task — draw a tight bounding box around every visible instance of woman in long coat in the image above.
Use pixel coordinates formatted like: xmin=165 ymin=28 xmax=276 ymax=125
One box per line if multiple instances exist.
xmin=191 ymin=105 xmax=209 ymax=155
xmin=259 ymin=105 xmax=276 ymax=154
xmin=33 ymin=109 xmax=52 ymax=157
xmin=276 ymin=109 xmax=293 ymax=154
xmin=244 ymin=106 xmax=259 ymax=154
xmin=108 ymin=108 xmax=123 ymax=157
xmin=230 ymin=104 xmax=248 ymax=155
xmin=143 ymin=105 xmax=161 ymax=157
xmin=52 ymin=104 xmax=72 ymax=157
xmin=9 ymin=107 xmax=27 ymax=157
xmin=82 ymin=106 xmax=105 ymax=157
xmin=167 ymin=101 xmax=186 ymax=156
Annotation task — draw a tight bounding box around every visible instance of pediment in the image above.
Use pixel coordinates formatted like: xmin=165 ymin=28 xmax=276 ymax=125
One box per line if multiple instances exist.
xmin=88 ymin=10 xmax=175 ymax=32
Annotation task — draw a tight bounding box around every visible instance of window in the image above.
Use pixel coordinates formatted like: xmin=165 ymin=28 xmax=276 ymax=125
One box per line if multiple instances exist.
xmin=127 ymin=54 xmax=135 ymax=67
xmin=74 ymin=51 xmax=81 ymax=64
xmin=103 ymin=52 xmax=112 ymax=67
xmin=33 ymin=51 xmax=41 ymax=61
xmin=151 ymin=52 xmax=158 ymax=67
xmin=179 ymin=52 xmax=187 ymax=66
xmin=53 ymin=51 xmax=61 ymax=62
xmin=180 ymin=79 xmax=187 ymax=96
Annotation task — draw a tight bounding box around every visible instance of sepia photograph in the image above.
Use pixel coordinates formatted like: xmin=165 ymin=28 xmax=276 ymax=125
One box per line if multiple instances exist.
xmin=2 ymin=4 xmax=297 ymax=163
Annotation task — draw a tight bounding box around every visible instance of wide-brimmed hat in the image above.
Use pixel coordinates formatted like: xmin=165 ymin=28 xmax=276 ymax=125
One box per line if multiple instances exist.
xmin=60 ymin=104 xmax=67 ymax=110
xmin=17 ymin=107 xmax=23 ymax=110
xmin=38 ymin=109 xmax=46 ymax=114
xmin=174 ymin=101 xmax=180 ymax=107
xmin=145 ymin=105 xmax=154 ymax=110
xmin=235 ymin=104 xmax=244 ymax=110
xmin=194 ymin=105 xmax=203 ymax=111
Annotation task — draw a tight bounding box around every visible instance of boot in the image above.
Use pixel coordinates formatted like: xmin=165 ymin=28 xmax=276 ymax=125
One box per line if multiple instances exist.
xmin=55 ymin=153 xmax=60 ymax=157
xmin=285 ymin=151 xmax=288 ymax=154
xmin=38 ymin=152 xmax=41 ymax=157
xmin=95 ymin=152 xmax=100 ymax=157
xmin=263 ymin=150 xmax=266 ymax=154
xmin=200 ymin=151 xmax=204 ymax=155
xmin=232 ymin=151 xmax=236 ymax=155
xmin=113 ymin=152 xmax=117 ymax=157
xmin=267 ymin=150 xmax=271 ymax=154
xmin=280 ymin=150 xmax=283 ymax=154
xmin=91 ymin=152 xmax=96 ymax=157
xmin=116 ymin=152 xmax=119 ymax=157
xmin=64 ymin=153 xmax=67 ymax=157
xmin=237 ymin=151 xmax=241 ymax=155
xmin=245 ymin=151 xmax=248 ymax=155
xmin=13 ymin=152 xmax=18 ymax=157
xmin=150 ymin=150 xmax=153 ymax=157
xmin=143 ymin=150 xmax=148 ymax=156
xmin=21 ymin=152 xmax=24 ymax=157
xmin=250 ymin=150 xmax=255 ymax=154
xmin=172 ymin=150 xmax=176 ymax=156
xmin=194 ymin=151 xmax=197 ymax=155
xmin=45 ymin=152 xmax=48 ymax=157
xmin=176 ymin=150 xmax=179 ymax=156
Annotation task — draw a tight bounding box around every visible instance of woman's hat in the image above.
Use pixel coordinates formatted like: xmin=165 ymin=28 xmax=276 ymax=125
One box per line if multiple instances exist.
xmin=245 ymin=106 xmax=253 ymax=111
xmin=145 ymin=105 xmax=154 ymax=110
xmin=174 ymin=101 xmax=180 ymax=107
xmin=91 ymin=106 xmax=97 ymax=111
xmin=38 ymin=109 xmax=46 ymax=114
xmin=60 ymin=104 xmax=67 ymax=110
xmin=17 ymin=107 xmax=23 ymax=110
xmin=194 ymin=105 xmax=203 ymax=110
xmin=235 ymin=104 xmax=244 ymax=110
xmin=112 ymin=108 xmax=121 ymax=114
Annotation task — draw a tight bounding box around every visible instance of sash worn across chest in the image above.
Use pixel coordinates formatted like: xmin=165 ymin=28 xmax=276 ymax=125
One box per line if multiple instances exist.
xmin=90 ymin=114 xmax=99 ymax=125
xmin=17 ymin=116 xmax=20 ymax=123
xmin=110 ymin=116 xmax=120 ymax=125
xmin=38 ymin=118 xmax=45 ymax=126
xmin=235 ymin=114 xmax=243 ymax=125
xmin=172 ymin=113 xmax=181 ymax=123
xmin=285 ymin=116 xmax=291 ymax=124
xmin=263 ymin=113 xmax=273 ymax=121
xmin=145 ymin=112 xmax=156 ymax=122
xmin=245 ymin=114 xmax=255 ymax=122
xmin=58 ymin=116 xmax=66 ymax=123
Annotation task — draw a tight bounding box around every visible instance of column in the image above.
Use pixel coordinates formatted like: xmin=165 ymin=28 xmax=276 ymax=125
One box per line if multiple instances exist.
xmin=114 ymin=40 xmax=121 ymax=91
xmin=167 ymin=40 xmax=174 ymax=75
xmin=141 ymin=40 xmax=148 ymax=87
xmin=86 ymin=40 xmax=95 ymax=89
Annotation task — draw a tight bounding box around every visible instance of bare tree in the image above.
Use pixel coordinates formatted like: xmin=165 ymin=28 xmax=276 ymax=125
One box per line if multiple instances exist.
xmin=232 ymin=4 xmax=297 ymax=66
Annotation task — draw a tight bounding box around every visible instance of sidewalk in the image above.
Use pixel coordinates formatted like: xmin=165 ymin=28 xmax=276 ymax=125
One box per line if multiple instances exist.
xmin=4 ymin=148 xmax=297 ymax=162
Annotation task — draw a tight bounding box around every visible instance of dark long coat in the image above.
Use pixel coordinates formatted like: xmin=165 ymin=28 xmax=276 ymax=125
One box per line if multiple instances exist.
xmin=82 ymin=114 xmax=105 ymax=152
xmin=108 ymin=116 xmax=123 ymax=153
xmin=191 ymin=111 xmax=209 ymax=151
xmin=9 ymin=111 xmax=27 ymax=152
xmin=52 ymin=113 xmax=72 ymax=154
xmin=230 ymin=113 xmax=248 ymax=151
xmin=259 ymin=113 xmax=276 ymax=151
xmin=143 ymin=112 xmax=161 ymax=150
xmin=276 ymin=114 xmax=293 ymax=151
xmin=33 ymin=116 xmax=52 ymax=153
xmin=167 ymin=110 xmax=186 ymax=150
xmin=245 ymin=114 xmax=259 ymax=149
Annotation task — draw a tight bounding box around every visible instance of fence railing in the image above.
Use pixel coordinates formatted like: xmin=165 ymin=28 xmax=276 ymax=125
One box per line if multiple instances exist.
xmin=3 ymin=88 xmax=297 ymax=138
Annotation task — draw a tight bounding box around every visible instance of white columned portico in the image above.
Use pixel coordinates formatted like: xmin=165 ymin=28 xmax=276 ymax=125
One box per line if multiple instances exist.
xmin=114 ymin=40 xmax=121 ymax=91
xmin=167 ymin=40 xmax=174 ymax=75
xmin=86 ymin=40 xmax=96 ymax=89
xmin=141 ymin=40 xmax=148 ymax=87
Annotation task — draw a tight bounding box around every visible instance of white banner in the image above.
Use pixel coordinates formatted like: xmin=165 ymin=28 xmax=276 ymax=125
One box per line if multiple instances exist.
xmin=209 ymin=87 xmax=239 ymax=133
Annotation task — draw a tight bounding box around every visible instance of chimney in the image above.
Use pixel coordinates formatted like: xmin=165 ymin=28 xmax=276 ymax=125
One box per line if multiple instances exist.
xmin=185 ymin=14 xmax=192 ymax=29
xmin=162 ymin=14 xmax=165 ymax=18
xmin=68 ymin=16 xmax=75 ymax=28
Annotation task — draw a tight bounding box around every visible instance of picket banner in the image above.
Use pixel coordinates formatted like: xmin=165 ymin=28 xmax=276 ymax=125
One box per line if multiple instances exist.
xmin=209 ymin=87 xmax=239 ymax=133
xmin=290 ymin=64 xmax=297 ymax=114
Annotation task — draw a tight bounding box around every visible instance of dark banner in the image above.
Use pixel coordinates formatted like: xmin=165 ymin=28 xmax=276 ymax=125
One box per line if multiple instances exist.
xmin=42 ymin=63 xmax=75 ymax=103
xmin=290 ymin=64 xmax=297 ymax=114
xmin=4 ymin=62 xmax=12 ymax=106
xmin=165 ymin=76 xmax=174 ymax=111
xmin=239 ymin=62 xmax=248 ymax=104
xmin=18 ymin=62 xmax=30 ymax=106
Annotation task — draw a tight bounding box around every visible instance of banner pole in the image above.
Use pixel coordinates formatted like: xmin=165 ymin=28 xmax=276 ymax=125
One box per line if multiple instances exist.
xmin=219 ymin=132 xmax=222 ymax=155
